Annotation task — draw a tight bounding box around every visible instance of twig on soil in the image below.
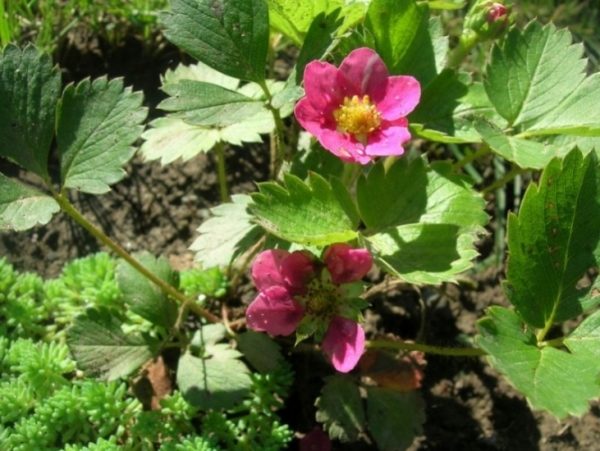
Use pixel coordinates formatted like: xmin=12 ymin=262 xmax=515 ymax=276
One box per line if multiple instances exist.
xmin=367 ymin=338 xmax=487 ymax=357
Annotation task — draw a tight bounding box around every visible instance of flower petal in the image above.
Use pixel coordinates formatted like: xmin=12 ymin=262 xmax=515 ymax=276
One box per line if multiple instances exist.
xmin=251 ymin=249 xmax=290 ymax=292
xmin=246 ymin=286 xmax=304 ymax=336
xmin=303 ymin=60 xmax=347 ymax=113
xmin=338 ymin=47 xmax=389 ymax=101
xmin=322 ymin=317 xmax=365 ymax=373
xmin=299 ymin=427 xmax=332 ymax=451
xmin=324 ymin=243 xmax=373 ymax=284
xmin=376 ymin=75 xmax=421 ymax=121
xmin=365 ymin=121 xmax=411 ymax=157
xmin=317 ymin=129 xmax=373 ymax=165
xmin=281 ymin=251 xmax=315 ymax=295
xmin=294 ymin=97 xmax=334 ymax=138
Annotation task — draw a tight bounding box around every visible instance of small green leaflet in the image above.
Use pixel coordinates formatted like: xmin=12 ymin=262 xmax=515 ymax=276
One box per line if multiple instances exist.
xmin=190 ymin=194 xmax=261 ymax=268
xmin=316 ymin=376 xmax=366 ymax=442
xmin=177 ymin=350 xmax=252 ymax=410
xmin=236 ymin=331 xmax=284 ymax=373
xmin=477 ymin=307 xmax=600 ymax=418
xmin=0 ymin=174 xmax=59 ymax=231
xmin=116 ymin=253 xmax=179 ymax=329
xmin=161 ymin=0 xmax=268 ymax=82
xmin=0 ymin=45 xmax=61 ymax=179
xmin=366 ymin=388 xmax=425 ymax=451
xmin=57 ymin=77 xmax=147 ymax=194
xmin=66 ymin=308 xmax=154 ymax=381
xmin=250 ymin=173 xmax=358 ymax=246
xmin=505 ymin=150 xmax=600 ymax=328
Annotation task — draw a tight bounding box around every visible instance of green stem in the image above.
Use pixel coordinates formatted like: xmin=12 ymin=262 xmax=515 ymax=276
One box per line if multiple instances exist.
xmin=52 ymin=192 xmax=221 ymax=324
xmin=367 ymin=339 xmax=486 ymax=357
xmin=258 ymin=80 xmax=287 ymax=178
xmin=446 ymin=32 xmax=479 ymax=69
xmin=540 ymin=335 xmax=565 ymax=348
xmin=453 ymin=145 xmax=490 ymax=171
xmin=482 ymin=165 xmax=525 ymax=195
xmin=214 ymin=142 xmax=230 ymax=203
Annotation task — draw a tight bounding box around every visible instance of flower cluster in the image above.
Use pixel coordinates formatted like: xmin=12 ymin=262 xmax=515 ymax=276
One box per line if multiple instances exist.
xmin=246 ymin=244 xmax=373 ymax=372
xmin=294 ymin=47 xmax=421 ymax=165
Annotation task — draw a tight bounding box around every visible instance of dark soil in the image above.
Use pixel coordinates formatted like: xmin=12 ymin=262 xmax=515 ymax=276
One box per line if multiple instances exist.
xmin=1 ymin=33 xmax=599 ymax=451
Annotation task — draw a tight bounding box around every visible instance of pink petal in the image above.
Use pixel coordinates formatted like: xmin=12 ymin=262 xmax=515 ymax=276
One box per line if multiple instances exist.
xmin=338 ymin=47 xmax=389 ymax=102
xmin=376 ymin=76 xmax=421 ymax=121
xmin=365 ymin=121 xmax=411 ymax=157
xmin=246 ymin=286 xmax=304 ymax=336
xmin=302 ymin=60 xmax=347 ymax=113
xmin=322 ymin=317 xmax=365 ymax=373
xmin=299 ymin=427 xmax=332 ymax=451
xmin=317 ymin=129 xmax=373 ymax=165
xmin=251 ymin=249 xmax=291 ymax=292
xmin=324 ymin=243 xmax=373 ymax=284
xmin=281 ymin=251 xmax=315 ymax=295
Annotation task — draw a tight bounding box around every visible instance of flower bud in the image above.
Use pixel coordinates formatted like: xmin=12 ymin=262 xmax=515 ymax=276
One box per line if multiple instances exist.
xmin=464 ymin=0 xmax=511 ymax=41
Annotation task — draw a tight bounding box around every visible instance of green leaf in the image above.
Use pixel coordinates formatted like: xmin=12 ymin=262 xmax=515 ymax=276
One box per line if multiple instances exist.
xmin=236 ymin=331 xmax=283 ymax=373
xmin=177 ymin=351 xmax=252 ymax=410
xmin=505 ymin=150 xmax=600 ymax=328
xmin=477 ymin=307 xmax=600 ymax=418
xmin=0 ymin=45 xmax=61 ymax=178
xmin=365 ymin=0 xmax=447 ymax=85
xmin=484 ymin=22 xmax=587 ymax=127
xmin=250 ymin=172 xmax=358 ymax=246
xmin=162 ymin=60 xmax=240 ymax=89
xmin=426 ymin=0 xmax=465 ymax=9
xmin=117 ymin=252 xmax=178 ymax=329
xmin=66 ymin=308 xmax=154 ymax=381
xmin=0 ymin=174 xmax=59 ymax=231
xmin=366 ymin=388 xmax=425 ymax=451
xmin=159 ymin=80 xmax=266 ymax=127
xmin=475 ymin=120 xmax=555 ymax=169
xmin=57 ymin=77 xmax=146 ymax=194
xmin=190 ymin=194 xmax=261 ymax=268
xmin=316 ymin=376 xmax=366 ymax=442
xmin=161 ymin=0 xmax=268 ymax=82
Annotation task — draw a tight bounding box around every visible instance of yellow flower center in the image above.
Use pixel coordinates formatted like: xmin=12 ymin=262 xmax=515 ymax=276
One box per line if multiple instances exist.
xmin=333 ymin=95 xmax=381 ymax=141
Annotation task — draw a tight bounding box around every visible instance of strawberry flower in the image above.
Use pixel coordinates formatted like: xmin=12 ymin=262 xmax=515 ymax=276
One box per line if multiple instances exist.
xmin=294 ymin=47 xmax=421 ymax=165
xmin=246 ymin=244 xmax=373 ymax=373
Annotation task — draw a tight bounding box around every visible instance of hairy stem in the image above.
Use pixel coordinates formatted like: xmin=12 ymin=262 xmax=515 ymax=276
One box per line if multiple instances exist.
xmin=214 ymin=141 xmax=230 ymax=202
xmin=453 ymin=145 xmax=490 ymax=171
xmin=367 ymin=339 xmax=486 ymax=357
xmin=53 ymin=192 xmax=221 ymax=323
xmin=446 ymin=32 xmax=479 ymax=69
xmin=482 ymin=165 xmax=525 ymax=195
xmin=258 ymin=80 xmax=287 ymax=178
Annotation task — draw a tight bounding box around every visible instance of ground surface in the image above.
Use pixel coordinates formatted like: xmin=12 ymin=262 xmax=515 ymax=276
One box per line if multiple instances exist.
xmin=1 ymin=34 xmax=599 ymax=451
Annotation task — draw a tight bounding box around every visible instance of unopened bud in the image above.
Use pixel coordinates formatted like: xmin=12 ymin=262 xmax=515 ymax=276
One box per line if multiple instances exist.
xmin=464 ymin=0 xmax=511 ymax=41
xmin=487 ymin=3 xmax=509 ymax=23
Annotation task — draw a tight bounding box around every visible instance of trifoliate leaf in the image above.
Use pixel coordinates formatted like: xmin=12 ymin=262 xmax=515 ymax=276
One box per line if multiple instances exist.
xmin=250 ymin=172 xmax=358 ymax=246
xmin=177 ymin=351 xmax=252 ymax=410
xmin=366 ymin=388 xmax=425 ymax=451
xmin=159 ymin=80 xmax=266 ymax=127
xmin=505 ymin=150 xmax=600 ymax=328
xmin=161 ymin=0 xmax=269 ymax=82
xmin=0 ymin=174 xmax=59 ymax=231
xmin=0 ymin=45 xmax=61 ymax=178
xmin=116 ymin=253 xmax=178 ymax=329
xmin=67 ymin=308 xmax=154 ymax=380
xmin=316 ymin=376 xmax=366 ymax=442
xmin=57 ymin=77 xmax=147 ymax=194
xmin=190 ymin=194 xmax=261 ymax=268
xmin=477 ymin=307 xmax=600 ymax=418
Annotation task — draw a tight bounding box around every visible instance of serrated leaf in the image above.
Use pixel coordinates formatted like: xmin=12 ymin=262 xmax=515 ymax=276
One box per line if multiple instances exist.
xmin=190 ymin=194 xmax=261 ymax=268
xmin=161 ymin=0 xmax=268 ymax=82
xmin=316 ymin=376 xmax=365 ymax=442
xmin=0 ymin=174 xmax=59 ymax=231
xmin=162 ymin=61 xmax=240 ymax=89
xmin=477 ymin=307 xmax=600 ymax=418
xmin=236 ymin=331 xmax=283 ymax=373
xmin=365 ymin=0 xmax=447 ymax=86
xmin=117 ymin=252 xmax=178 ymax=329
xmin=366 ymin=388 xmax=425 ymax=451
xmin=0 ymin=45 xmax=61 ymax=178
xmin=250 ymin=172 xmax=357 ymax=246
xmin=177 ymin=351 xmax=252 ymax=410
xmin=484 ymin=22 xmax=587 ymax=127
xmin=506 ymin=150 xmax=600 ymax=328
xmin=476 ymin=120 xmax=555 ymax=169
xmin=160 ymin=80 xmax=266 ymax=127
xmin=66 ymin=309 xmax=154 ymax=381
xmin=57 ymin=77 xmax=146 ymax=194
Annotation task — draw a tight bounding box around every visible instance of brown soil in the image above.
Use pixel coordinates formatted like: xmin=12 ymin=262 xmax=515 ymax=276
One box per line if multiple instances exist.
xmin=1 ymin=34 xmax=599 ymax=451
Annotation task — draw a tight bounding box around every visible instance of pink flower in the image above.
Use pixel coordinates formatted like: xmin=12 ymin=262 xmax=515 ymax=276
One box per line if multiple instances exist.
xmin=487 ymin=3 xmax=508 ymax=23
xmin=246 ymin=245 xmax=373 ymax=372
xmin=294 ymin=47 xmax=421 ymax=165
